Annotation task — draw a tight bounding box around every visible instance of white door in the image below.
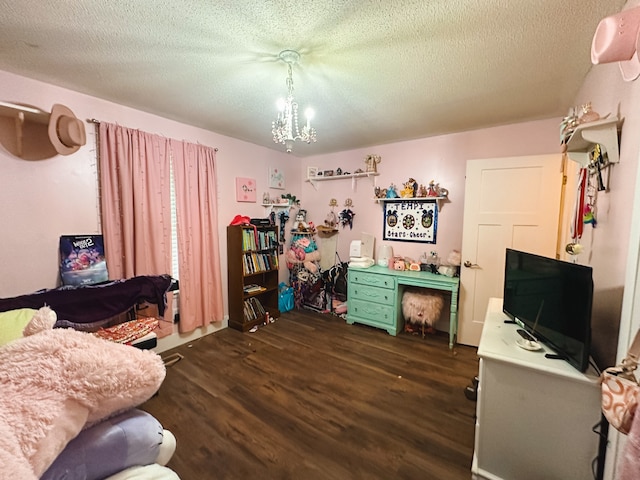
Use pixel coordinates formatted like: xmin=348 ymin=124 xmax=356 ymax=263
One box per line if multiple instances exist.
xmin=458 ymin=155 xmax=564 ymax=346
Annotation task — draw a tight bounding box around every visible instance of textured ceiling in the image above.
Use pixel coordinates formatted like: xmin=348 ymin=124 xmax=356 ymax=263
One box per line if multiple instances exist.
xmin=0 ymin=1 xmax=626 ymax=157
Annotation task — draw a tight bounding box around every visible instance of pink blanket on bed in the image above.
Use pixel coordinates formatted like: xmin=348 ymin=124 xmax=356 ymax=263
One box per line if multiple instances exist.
xmin=0 ymin=323 xmax=165 ymax=478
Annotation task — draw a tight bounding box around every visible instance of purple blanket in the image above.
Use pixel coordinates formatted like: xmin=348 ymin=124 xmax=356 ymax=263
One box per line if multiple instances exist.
xmin=0 ymin=275 xmax=172 ymax=330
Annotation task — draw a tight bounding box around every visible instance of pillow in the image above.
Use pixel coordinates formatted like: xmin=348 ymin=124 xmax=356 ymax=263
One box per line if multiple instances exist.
xmin=41 ymin=409 xmax=165 ymax=480
xmin=0 ymin=308 xmax=36 ymax=346
xmin=0 ymin=314 xmax=166 ymax=479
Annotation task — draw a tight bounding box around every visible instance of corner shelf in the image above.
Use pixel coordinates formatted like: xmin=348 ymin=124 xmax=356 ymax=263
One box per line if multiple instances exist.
xmin=565 ymin=117 xmax=620 ymax=167
xmin=306 ymin=171 xmax=379 ymax=190
xmin=375 ymin=196 xmax=448 ymax=211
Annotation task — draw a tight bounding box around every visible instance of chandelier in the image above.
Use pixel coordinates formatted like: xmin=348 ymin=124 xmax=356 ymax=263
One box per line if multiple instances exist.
xmin=271 ymin=50 xmax=317 ymax=153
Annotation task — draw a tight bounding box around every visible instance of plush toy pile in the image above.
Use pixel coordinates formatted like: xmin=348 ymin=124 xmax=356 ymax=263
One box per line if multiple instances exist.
xmin=286 ymin=234 xmax=321 ymax=273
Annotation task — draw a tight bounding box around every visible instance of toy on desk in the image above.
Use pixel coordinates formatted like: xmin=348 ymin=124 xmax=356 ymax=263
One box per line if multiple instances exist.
xmin=392 ymin=257 xmax=405 ymax=271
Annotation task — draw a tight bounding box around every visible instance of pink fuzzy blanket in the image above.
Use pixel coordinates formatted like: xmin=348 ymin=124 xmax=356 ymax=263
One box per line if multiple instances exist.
xmin=0 ymin=325 xmax=165 ymax=479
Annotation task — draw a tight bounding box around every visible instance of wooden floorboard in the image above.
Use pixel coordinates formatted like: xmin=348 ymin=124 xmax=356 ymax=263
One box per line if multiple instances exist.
xmin=142 ymin=309 xmax=479 ymax=480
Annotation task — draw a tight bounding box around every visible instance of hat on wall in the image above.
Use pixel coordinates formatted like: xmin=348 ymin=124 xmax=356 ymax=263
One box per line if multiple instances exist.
xmin=47 ymin=104 xmax=86 ymax=155
xmin=591 ymin=6 xmax=640 ymax=81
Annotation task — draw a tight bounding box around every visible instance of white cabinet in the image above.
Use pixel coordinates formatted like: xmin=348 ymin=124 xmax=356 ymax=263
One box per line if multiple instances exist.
xmin=472 ymin=298 xmax=602 ymax=480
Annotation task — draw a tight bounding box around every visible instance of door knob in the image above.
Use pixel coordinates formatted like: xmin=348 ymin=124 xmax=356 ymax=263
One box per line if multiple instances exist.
xmin=464 ymin=260 xmax=480 ymax=268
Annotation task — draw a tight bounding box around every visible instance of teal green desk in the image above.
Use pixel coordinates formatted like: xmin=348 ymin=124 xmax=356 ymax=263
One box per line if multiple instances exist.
xmin=346 ymin=265 xmax=460 ymax=348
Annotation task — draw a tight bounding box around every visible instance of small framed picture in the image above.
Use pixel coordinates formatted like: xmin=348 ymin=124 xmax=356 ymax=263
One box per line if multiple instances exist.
xmin=235 ymin=177 xmax=256 ymax=202
xmin=269 ymin=167 xmax=285 ymax=189
xmin=307 ymin=167 xmax=318 ymax=179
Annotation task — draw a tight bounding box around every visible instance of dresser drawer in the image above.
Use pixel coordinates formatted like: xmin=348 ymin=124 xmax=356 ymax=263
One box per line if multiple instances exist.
xmin=349 ymin=298 xmax=395 ymax=326
xmin=349 ymin=270 xmax=395 ymax=289
xmin=349 ymin=283 xmax=394 ymax=304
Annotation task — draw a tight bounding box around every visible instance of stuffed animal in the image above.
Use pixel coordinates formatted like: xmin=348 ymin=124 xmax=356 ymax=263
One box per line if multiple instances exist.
xmin=402 ymin=289 xmax=444 ymax=338
xmin=285 ymin=246 xmax=321 ymax=273
xmin=303 ymin=250 xmax=321 ymax=273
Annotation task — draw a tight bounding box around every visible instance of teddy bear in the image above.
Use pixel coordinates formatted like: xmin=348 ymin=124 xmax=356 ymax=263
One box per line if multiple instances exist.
xmin=285 ymin=247 xmax=321 ymax=273
xmin=302 ymin=250 xmax=321 ymax=273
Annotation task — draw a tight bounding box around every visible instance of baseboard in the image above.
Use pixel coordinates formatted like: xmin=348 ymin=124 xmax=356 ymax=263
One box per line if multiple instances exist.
xmin=153 ymin=316 xmax=228 ymax=353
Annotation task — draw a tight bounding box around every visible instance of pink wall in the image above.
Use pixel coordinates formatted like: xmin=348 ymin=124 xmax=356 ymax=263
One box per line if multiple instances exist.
xmin=297 ymin=119 xmax=562 ymax=266
xmin=0 ymin=69 xmax=298 ymax=319
xmin=2 ymin=9 xmax=640 ymax=365
xmin=568 ymin=0 xmax=640 ymax=369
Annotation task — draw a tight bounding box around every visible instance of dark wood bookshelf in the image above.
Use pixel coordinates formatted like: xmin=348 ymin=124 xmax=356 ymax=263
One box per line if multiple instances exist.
xmin=227 ymin=225 xmax=280 ymax=331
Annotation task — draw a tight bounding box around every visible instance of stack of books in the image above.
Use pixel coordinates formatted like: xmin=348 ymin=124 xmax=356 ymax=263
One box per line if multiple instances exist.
xmin=243 ymin=284 xmax=266 ymax=294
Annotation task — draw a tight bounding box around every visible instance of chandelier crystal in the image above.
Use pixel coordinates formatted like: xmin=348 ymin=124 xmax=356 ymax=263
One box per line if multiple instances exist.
xmin=271 ymin=50 xmax=317 ymax=153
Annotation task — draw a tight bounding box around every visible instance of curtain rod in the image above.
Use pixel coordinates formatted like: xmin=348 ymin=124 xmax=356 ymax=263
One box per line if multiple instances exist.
xmin=86 ymin=118 xmax=218 ymax=151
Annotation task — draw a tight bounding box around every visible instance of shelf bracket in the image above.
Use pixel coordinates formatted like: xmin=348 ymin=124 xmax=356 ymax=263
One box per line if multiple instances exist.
xmin=566 ymin=118 xmax=620 ymax=167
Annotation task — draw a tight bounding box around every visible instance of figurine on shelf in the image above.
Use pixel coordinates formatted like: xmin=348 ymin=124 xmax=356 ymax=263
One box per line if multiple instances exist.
xmin=401 ymin=178 xmax=418 ymax=197
xmin=427 ymin=180 xmax=439 ymax=197
xmin=374 ymin=186 xmax=388 ymax=199
xmin=416 ymin=184 xmax=428 ymax=197
xmin=364 ymin=154 xmax=381 ymax=173
xmin=578 ymin=102 xmax=600 ymax=124
xmin=262 ymin=192 xmax=270 ymax=204
xmin=386 ymin=184 xmax=399 ymax=198
xmin=294 ymin=209 xmax=309 ymax=231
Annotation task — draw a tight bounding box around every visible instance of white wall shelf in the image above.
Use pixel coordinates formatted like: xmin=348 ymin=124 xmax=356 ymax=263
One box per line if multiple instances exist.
xmin=261 ymin=203 xmax=294 ymax=214
xmin=306 ymin=171 xmax=379 ymax=190
xmin=565 ymin=117 xmax=620 ymax=167
xmin=375 ymin=196 xmax=448 ymax=210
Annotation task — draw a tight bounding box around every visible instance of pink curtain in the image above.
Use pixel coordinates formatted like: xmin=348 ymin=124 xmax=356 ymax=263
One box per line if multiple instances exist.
xmin=171 ymin=140 xmax=224 ymax=332
xmin=98 ymin=122 xmax=174 ymax=337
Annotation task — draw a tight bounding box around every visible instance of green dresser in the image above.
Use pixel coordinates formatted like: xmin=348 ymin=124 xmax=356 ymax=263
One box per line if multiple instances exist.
xmin=346 ymin=265 xmax=460 ymax=347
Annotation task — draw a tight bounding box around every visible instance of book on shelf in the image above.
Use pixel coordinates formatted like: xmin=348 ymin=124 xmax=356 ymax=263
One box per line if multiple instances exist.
xmin=243 ymin=251 xmax=279 ymax=274
xmin=244 ymin=284 xmax=266 ymax=293
xmin=243 ymin=296 xmax=267 ymax=322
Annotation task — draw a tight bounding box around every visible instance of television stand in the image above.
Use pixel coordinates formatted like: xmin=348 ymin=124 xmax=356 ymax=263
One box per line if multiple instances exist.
xmin=472 ymin=298 xmax=602 ymax=480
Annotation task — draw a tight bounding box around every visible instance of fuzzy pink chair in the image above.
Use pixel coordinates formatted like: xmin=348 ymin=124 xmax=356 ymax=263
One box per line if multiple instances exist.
xmin=401 ymin=288 xmax=444 ymax=337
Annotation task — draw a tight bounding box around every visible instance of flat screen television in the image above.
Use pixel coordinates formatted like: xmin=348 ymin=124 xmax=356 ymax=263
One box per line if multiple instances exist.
xmin=503 ymin=248 xmax=593 ymax=372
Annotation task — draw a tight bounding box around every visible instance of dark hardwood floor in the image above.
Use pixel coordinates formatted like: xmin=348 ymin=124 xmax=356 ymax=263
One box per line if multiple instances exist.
xmin=142 ymin=309 xmax=479 ymax=480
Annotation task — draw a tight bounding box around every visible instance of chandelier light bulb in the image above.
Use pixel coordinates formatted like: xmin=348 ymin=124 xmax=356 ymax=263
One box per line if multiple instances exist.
xmin=276 ymin=98 xmax=286 ymax=112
